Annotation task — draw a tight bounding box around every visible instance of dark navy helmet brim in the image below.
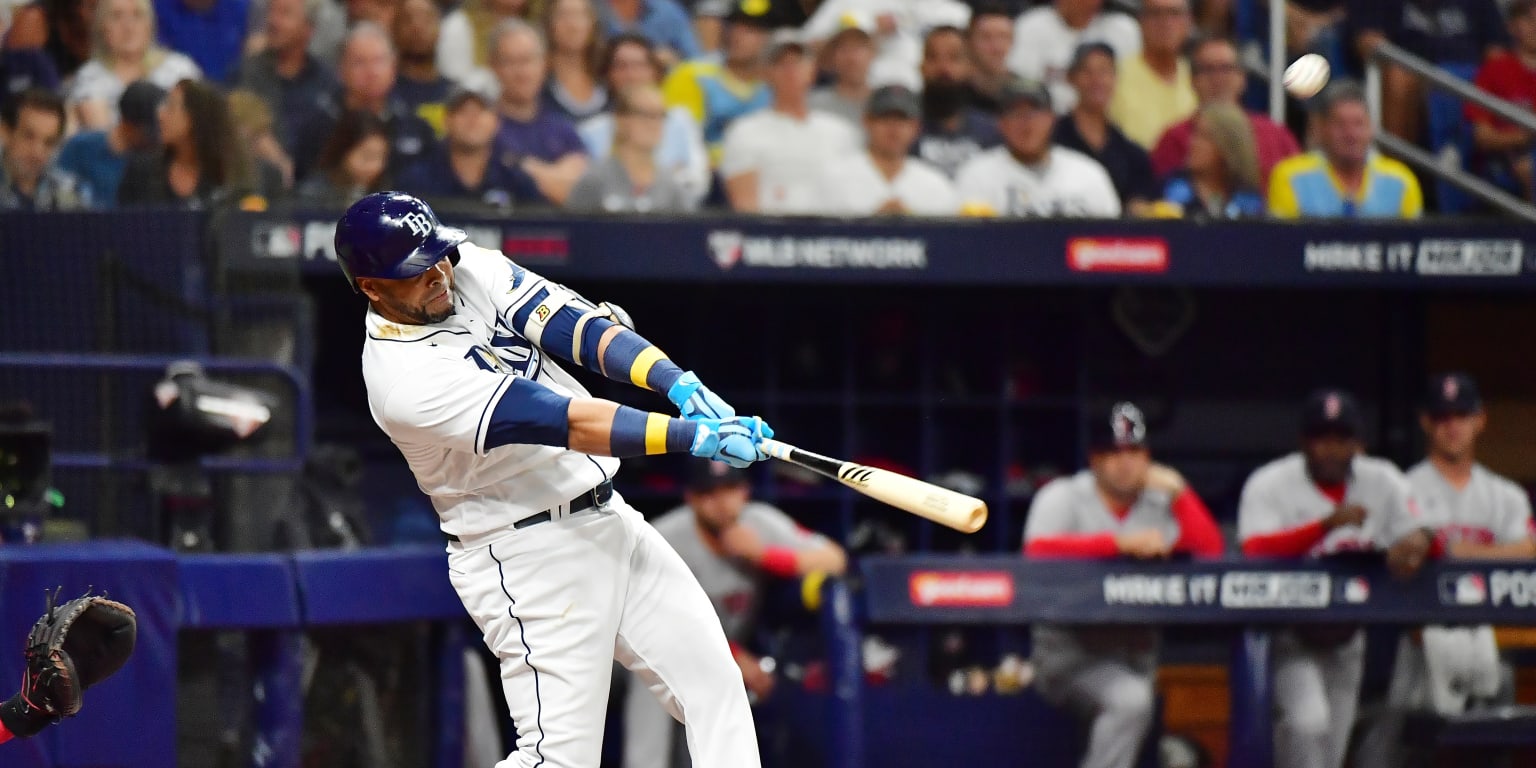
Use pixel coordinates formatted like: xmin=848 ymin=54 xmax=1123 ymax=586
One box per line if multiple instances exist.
xmin=383 ymin=225 xmax=468 ymax=280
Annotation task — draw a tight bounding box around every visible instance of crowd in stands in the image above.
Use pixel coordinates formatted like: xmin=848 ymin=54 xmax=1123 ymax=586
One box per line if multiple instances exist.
xmin=1 ymin=0 xmax=1533 ymax=218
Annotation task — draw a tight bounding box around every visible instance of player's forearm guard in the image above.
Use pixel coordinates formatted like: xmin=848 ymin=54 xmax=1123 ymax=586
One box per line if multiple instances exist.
xmin=507 ymin=281 xmax=683 ymax=392
xmin=602 ymin=331 xmax=684 ymax=393
xmin=610 ymin=406 xmax=696 ymax=457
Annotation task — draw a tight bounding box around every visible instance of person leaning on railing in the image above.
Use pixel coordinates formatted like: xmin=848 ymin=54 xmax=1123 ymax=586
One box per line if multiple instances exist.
xmin=1237 ymin=389 xmax=1437 ymax=768
xmin=1356 ymin=373 xmax=1536 ymax=768
xmin=1023 ymin=401 xmax=1223 ymax=768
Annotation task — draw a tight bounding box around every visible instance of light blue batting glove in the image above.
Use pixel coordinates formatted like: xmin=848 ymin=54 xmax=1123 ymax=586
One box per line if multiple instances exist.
xmin=668 ymin=371 xmax=736 ymax=421
xmin=690 ymin=416 xmax=775 ymax=468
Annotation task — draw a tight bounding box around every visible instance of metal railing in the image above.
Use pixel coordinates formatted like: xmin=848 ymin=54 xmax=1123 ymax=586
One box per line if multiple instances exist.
xmin=1365 ymin=40 xmax=1536 ymax=223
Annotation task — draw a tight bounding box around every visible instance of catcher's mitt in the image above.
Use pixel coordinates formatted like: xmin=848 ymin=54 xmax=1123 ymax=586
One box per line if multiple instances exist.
xmin=0 ymin=590 xmax=137 ymax=738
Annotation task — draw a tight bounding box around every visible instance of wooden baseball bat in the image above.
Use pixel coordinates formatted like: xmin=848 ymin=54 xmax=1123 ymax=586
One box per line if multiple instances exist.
xmin=758 ymin=439 xmax=988 ymax=534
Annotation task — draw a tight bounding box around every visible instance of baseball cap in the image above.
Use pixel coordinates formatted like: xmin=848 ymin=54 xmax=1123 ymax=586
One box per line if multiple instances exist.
xmin=686 ymin=459 xmax=750 ymax=492
xmin=1087 ymin=401 xmax=1148 ymax=452
xmin=1300 ymin=388 xmax=1364 ymax=439
xmin=119 ymin=80 xmax=165 ymax=130
xmin=866 ymin=84 xmax=920 ymax=119
xmin=830 ymin=11 xmax=875 ymax=42
xmin=446 ymin=82 xmax=495 ymax=111
xmin=996 ymin=76 xmax=1052 ymax=113
xmin=726 ymin=0 xmax=776 ymax=28
xmin=765 ymin=28 xmax=807 ymax=62
xmin=1423 ymin=372 xmax=1483 ymax=417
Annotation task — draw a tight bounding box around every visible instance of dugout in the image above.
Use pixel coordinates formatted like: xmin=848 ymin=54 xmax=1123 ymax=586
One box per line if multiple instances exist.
xmin=6 ymin=210 xmax=1536 ymax=766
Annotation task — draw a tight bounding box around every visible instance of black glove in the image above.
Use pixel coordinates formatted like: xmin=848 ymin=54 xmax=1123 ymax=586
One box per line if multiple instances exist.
xmin=0 ymin=590 xmax=137 ymax=738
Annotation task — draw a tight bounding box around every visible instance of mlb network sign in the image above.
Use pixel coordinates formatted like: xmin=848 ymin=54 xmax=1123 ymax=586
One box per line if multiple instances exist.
xmin=708 ymin=230 xmax=928 ymax=271
xmin=1439 ymin=570 xmax=1536 ymax=607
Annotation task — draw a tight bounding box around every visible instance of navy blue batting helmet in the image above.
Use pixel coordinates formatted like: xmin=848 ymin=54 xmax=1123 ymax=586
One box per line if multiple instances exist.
xmin=334 ymin=192 xmax=468 ymax=291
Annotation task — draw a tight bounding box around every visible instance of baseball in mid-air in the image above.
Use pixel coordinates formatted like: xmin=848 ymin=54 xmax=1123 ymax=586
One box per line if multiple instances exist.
xmin=1284 ymin=54 xmax=1331 ymax=99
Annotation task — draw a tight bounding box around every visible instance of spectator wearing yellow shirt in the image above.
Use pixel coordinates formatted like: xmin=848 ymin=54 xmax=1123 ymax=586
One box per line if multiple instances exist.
xmin=660 ymin=1 xmax=772 ymax=165
xmin=1268 ymin=82 xmax=1423 ymax=219
xmin=1107 ymin=0 xmax=1196 ymax=149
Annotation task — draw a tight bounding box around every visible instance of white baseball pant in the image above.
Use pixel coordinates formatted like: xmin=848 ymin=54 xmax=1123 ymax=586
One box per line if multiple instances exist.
xmin=448 ymin=496 xmax=761 ymax=768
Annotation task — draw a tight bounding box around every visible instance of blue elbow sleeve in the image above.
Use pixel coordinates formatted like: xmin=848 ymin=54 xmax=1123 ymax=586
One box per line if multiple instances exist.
xmin=483 ymin=377 xmax=571 ymax=451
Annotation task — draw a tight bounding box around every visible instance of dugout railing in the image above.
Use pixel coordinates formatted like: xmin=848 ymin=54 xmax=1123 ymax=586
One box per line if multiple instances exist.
xmin=824 ymin=556 xmax=1536 ymax=768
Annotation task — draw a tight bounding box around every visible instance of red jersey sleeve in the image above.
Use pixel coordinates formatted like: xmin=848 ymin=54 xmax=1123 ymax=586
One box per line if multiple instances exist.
xmin=1170 ymin=489 xmax=1224 ymax=557
xmin=1024 ymin=533 xmax=1121 ymax=559
xmin=1241 ymin=520 xmax=1329 ymax=557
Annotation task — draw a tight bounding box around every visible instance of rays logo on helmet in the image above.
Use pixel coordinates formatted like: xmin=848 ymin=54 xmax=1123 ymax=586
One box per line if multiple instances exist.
xmin=402 ymin=212 xmax=434 ymax=237
xmin=1443 ymin=376 xmax=1459 ymax=400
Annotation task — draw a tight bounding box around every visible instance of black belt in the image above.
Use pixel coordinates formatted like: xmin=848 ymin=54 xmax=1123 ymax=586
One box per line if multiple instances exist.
xmin=445 ymin=480 xmax=613 ymax=543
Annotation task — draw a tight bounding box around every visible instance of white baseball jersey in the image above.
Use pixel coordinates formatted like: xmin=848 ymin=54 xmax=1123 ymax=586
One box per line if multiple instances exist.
xmin=1407 ymin=462 xmax=1534 ymax=546
xmin=1006 ymin=5 xmax=1142 ymax=113
xmin=371 ymin=239 xmax=763 ymax=768
xmin=362 ymin=242 xmax=619 ymax=538
xmin=824 ymin=153 xmax=962 ymax=217
xmin=718 ymin=108 xmax=861 ymax=214
xmin=1238 ymin=453 xmax=1422 ymax=555
xmin=1359 ymin=462 xmax=1533 ymax=768
xmin=955 ymin=145 xmax=1122 ymax=218
xmin=1024 ymin=470 xmax=1183 ymax=545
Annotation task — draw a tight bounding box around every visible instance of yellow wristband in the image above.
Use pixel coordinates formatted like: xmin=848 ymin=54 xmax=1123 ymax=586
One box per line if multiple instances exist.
xmin=629 ymin=346 xmax=666 ymax=388
xmin=644 ymin=412 xmax=671 ymax=455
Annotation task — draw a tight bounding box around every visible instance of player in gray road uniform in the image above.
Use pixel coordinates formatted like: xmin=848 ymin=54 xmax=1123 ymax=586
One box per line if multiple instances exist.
xmin=1238 ymin=389 xmax=1432 ymax=768
xmin=623 ymin=461 xmax=848 ymax=768
xmin=1024 ymin=402 xmax=1224 ymax=768
xmin=1356 ymin=373 xmax=1536 ymax=768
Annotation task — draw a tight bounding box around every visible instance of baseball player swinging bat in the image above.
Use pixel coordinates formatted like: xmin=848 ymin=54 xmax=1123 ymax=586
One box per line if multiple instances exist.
xmin=758 ymin=439 xmax=988 ymax=533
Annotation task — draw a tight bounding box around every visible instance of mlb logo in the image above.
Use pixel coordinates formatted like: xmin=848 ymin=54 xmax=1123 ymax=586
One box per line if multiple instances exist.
xmin=1342 ymin=577 xmax=1370 ymax=604
xmin=1438 ymin=573 xmax=1486 ymax=606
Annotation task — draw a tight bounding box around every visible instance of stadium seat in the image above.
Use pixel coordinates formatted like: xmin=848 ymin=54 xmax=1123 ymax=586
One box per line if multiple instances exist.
xmin=1424 ymin=63 xmax=1481 ymax=215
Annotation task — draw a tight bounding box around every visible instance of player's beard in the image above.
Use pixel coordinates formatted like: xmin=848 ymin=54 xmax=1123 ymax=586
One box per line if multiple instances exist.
xmin=379 ymin=289 xmax=456 ymax=325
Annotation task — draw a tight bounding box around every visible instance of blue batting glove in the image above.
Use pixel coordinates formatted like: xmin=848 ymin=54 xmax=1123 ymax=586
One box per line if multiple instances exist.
xmin=690 ymin=416 xmax=774 ymax=468
xmin=668 ymin=371 xmax=736 ymax=421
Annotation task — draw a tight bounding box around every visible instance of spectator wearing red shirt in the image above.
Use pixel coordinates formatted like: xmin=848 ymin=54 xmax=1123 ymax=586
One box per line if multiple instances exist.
xmin=1150 ymin=37 xmax=1298 ymax=187
xmin=1466 ymin=0 xmax=1536 ymax=198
